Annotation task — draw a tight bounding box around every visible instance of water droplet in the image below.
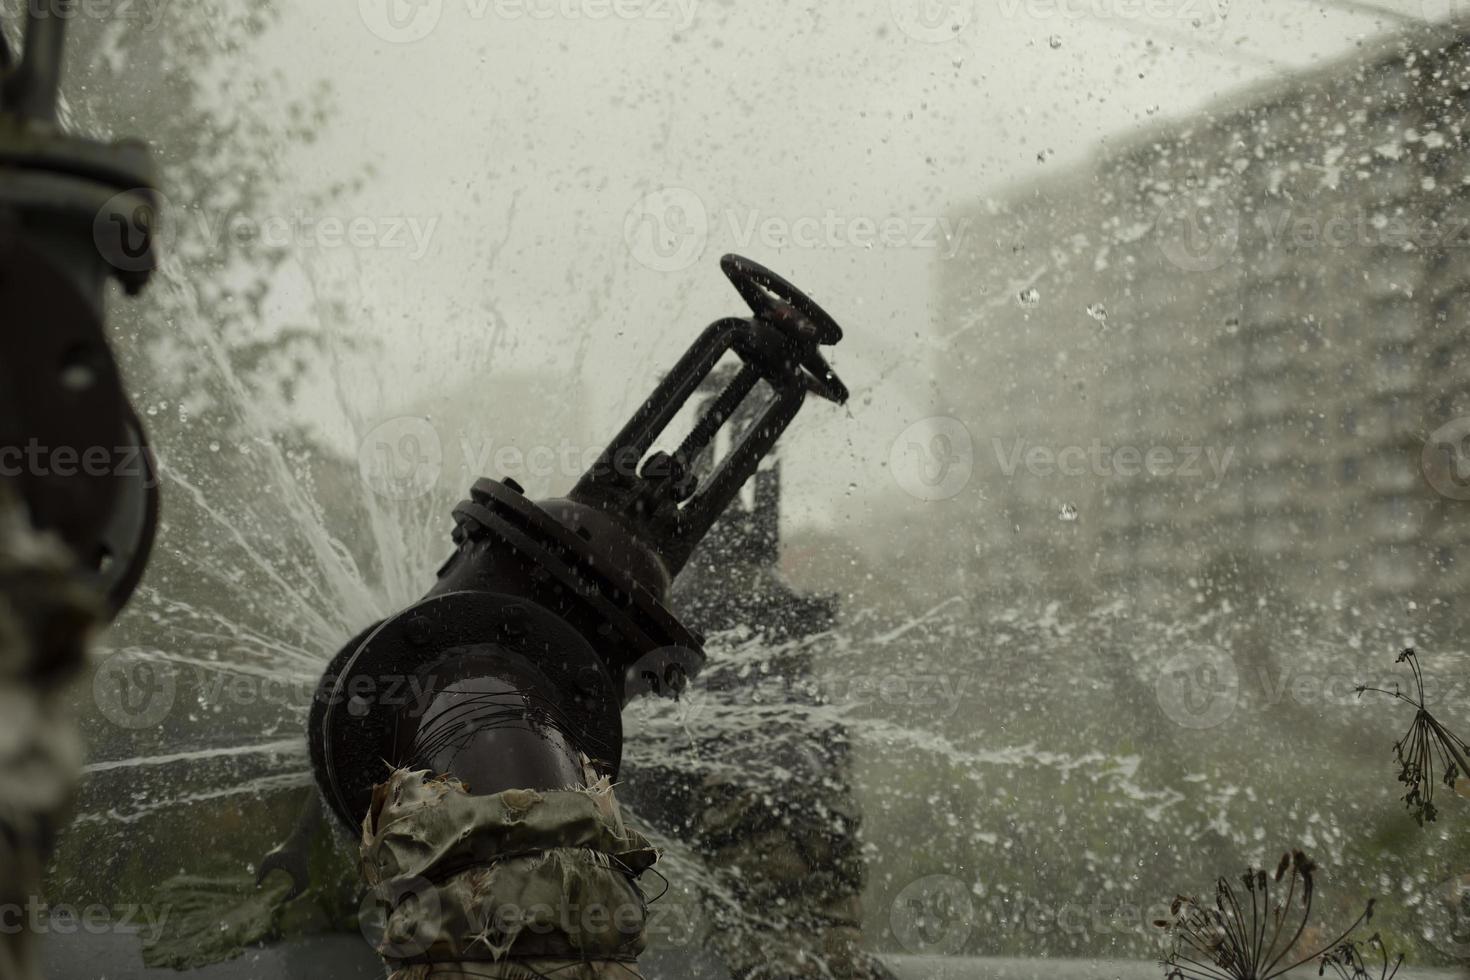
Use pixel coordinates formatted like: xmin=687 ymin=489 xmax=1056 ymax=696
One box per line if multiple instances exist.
xmin=208 ymin=441 xmax=221 ymax=452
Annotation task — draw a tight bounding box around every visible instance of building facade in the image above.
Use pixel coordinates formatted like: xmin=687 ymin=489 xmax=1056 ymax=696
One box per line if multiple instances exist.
xmin=939 ymin=25 xmax=1470 ymax=619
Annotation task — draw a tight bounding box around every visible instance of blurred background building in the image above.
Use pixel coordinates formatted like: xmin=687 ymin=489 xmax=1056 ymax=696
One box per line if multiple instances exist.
xmin=939 ymin=23 xmax=1470 ymax=624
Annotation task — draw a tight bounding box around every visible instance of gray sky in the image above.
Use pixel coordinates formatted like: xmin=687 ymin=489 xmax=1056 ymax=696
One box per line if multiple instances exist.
xmin=239 ymin=0 xmax=1433 ymax=530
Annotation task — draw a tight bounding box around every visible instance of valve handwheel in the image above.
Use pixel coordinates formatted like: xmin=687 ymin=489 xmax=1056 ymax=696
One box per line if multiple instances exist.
xmin=720 ymin=254 xmax=849 ymax=405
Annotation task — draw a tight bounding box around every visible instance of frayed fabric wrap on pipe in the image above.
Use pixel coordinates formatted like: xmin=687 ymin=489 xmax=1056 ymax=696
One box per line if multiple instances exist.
xmin=359 ymin=767 xmax=658 ymax=980
xmin=0 ymin=494 xmax=100 ymax=980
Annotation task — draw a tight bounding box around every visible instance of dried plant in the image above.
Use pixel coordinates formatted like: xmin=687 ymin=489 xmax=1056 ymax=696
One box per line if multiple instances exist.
xmin=1357 ymin=648 xmax=1470 ymax=825
xmin=1155 ymin=851 xmax=1378 ymax=980
xmin=1317 ymin=934 xmax=1401 ymax=980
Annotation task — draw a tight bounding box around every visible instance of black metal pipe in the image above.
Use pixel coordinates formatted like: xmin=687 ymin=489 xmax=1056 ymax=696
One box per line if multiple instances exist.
xmin=0 ymin=17 xmax=15 ymax=76
xmin=3 ymin=8 xmax=66 ymax=122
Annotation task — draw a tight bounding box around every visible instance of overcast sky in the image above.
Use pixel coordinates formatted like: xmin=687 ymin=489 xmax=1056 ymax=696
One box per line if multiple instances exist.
xmin=240 ymin=0 xmax=1437 ymax=530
